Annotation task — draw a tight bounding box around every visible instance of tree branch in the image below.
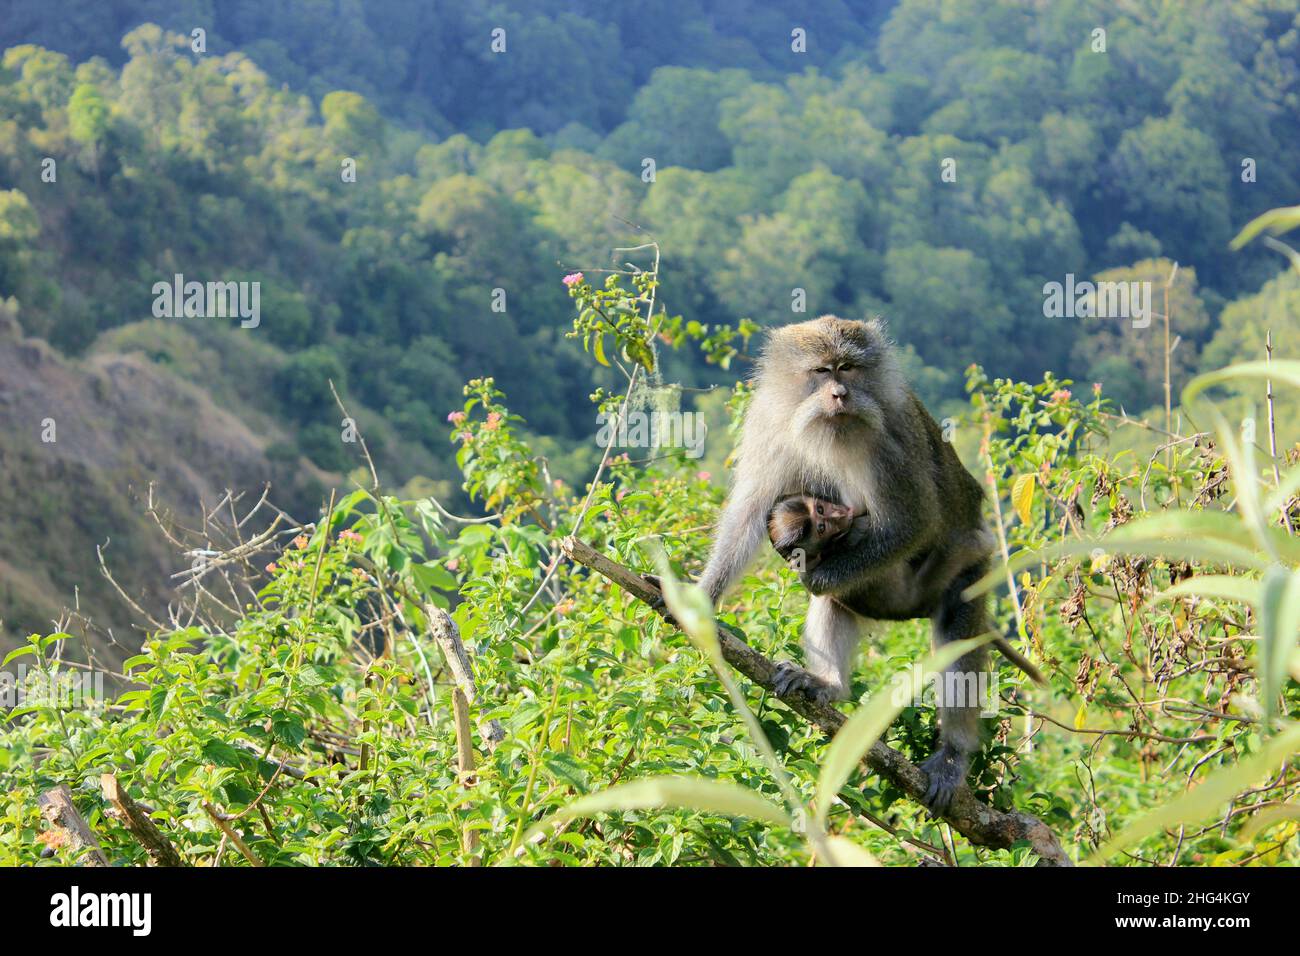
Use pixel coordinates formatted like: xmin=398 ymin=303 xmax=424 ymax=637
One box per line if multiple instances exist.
xmin=38 ymin=785 xmax=109 ymax=866
xmin=101 ymin=773 xmax=186 ymax=867
xmin=560 ymin=536 xmax=1074 ymax=867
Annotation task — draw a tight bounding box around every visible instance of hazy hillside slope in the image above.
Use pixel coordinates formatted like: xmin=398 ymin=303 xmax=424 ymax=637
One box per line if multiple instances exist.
xmin=0 ymin=316 xmax=333 ymax=664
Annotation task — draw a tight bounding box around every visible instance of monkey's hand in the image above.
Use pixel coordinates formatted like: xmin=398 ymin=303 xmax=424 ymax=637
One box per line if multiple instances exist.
xmin=918 ymin=745 xmax=970 ymax=816
xmin=640 ymin=573 xmax=667 ymax=610
xmin=802 ymin=556 xmax=864 ymax=595
xmin=802 ymin=523 xmax=923 ymax=595
xmin=801 ymin=564 xmax=836 ymax=595
xmin=771 ymin=661 xmax=838 ymax=706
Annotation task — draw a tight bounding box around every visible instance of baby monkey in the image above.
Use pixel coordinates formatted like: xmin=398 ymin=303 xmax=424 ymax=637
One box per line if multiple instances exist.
xmin=767 ymin=494 xmax=960 ymax=611
xmin=767 ymin=494 xmax=1044 ymax=683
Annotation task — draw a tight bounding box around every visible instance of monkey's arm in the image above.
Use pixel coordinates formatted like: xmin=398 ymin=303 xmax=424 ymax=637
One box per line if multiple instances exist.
xmin=698 ymin=478 xmax=775 ymax=604
xmin=802 ymin=511 xmax=929 ymax=596
xmin=902 ymin=528 xmax=997 ymax=608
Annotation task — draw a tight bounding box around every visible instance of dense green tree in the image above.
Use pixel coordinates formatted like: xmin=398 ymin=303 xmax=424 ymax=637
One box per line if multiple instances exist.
xmin=882 ymin=242 xmax=1012 ymax=369
xmin=321 ymin=90 xmax=386 ymax=155
xmin=0 ymin=188 xmax=41 ymax=306
xmin=274 ymin=345 xmax=346 ymax=423
xmin=715 ymin=168 xmax=872 ymax=320
xmin=600 ymin=67 xmax=751 ymax=173
xmin=67 ymin=82 xmax=108 ymax=161
xmin=3 ymin=2 xmax=1300 ymax=499
xmin=1203 ymin=268 xmax=1300 ymax=371
xmin=925 ymin=48 xmax=1059 ymax=144
xmin=1106 ymin=117 xmax=1232 ymax=275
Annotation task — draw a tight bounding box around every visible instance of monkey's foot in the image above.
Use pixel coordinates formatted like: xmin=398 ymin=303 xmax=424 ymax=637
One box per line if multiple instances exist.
xmin=771 ymin=662 xmax=837 ymax=706
xmin=918 ymin=747 xmax=969 ymax=816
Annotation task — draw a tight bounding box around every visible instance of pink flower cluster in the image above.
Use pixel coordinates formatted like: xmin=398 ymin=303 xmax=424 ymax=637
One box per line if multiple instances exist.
xmin=562 ymin=272 xmax=584 ymax=287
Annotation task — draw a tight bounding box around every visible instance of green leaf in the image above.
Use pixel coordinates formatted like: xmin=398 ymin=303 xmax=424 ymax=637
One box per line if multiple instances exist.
xmin=1153 ymin=575 xmax=1262 ymax=607
xmin=544 ymin=753 xmax=589 ymax=790
xmin=1183 ymin=360 xmax=1300 ymax=405
xmin=1 ymin=646 xmax=36 ymax=667
xmin=969 ymin=510 xmax=1274 ymax=600
xmin=200 ymin=738 xmax=247 ymax=770
xmin=1200 ymin=403 xmax=1266 ymax=551
xmin=120 ymin=654 xmax=152 ymax=673
xmin=144 ymin=748 xmax=168 ymax=779
xmin=650 ymin=547 xmax=721 ymax=664
xmin=147 ymin=684 xmax=169 ymax=719
xmin=297 ymin=664 xmax=331 ymax=688
xmin=592 ymin=333 xmax=610 ymax=367
xmin=272 ymin=715 xmax=307 ymax=751
xmin=222 ymin=780 xmax=258 ymax=806
xmin=1265 ymin=463 xmax=1300 ymax=517
xmin=526 ymin=776 xmax=791 ymax=844
xmin=410 ymin=561 xmax=457 ymax=593
xmin=1229 ymin=205 xmax=1300 ymax=250
xmin=822 ymin=835 xmax=879 ymax=867
xmin=1258 ymin=565 xmax=1300 ymax=719
xmin=1238 ymin=803 xmax=1300 ymax=841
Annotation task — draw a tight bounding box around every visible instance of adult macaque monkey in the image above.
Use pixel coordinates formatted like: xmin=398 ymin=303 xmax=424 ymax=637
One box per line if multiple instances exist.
xmin=697 ymin=315 xmax=994 ymax=813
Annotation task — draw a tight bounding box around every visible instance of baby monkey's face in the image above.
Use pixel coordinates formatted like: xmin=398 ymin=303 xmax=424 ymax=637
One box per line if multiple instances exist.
xmin=767 ymin=495 xmax=856 ymax=561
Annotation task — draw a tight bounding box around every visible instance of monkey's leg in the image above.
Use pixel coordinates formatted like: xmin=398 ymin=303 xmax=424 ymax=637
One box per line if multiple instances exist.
xmin=773 ymin=596 xmax=862 ymax=705
xmin=920 ymin=563 xmax=989 ymax=815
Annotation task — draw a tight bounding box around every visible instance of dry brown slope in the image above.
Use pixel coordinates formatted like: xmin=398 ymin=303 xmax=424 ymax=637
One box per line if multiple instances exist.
xmin=0 ymin=324 xmax=331 ymax=667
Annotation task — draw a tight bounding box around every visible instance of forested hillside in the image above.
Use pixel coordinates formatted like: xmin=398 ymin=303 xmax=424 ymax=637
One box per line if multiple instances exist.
xmin=2 ymin=1 xmax=1300 ymax=872
xmin=5 ymin=2 xmax=1300 ymax=434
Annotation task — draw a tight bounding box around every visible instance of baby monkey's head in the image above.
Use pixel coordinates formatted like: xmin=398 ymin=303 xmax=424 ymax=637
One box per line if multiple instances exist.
xmin=767 ymin=494 xmax=856 ymax=563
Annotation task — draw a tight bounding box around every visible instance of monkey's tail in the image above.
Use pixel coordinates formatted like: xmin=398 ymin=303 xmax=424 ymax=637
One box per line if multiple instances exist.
xmin=992 ymin=635 xmax=1046 ymax=686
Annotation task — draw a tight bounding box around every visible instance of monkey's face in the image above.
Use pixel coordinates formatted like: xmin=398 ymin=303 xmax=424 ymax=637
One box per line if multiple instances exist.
xmin=759 ymin=316 xmax=903 ymax=436
xmin=807 ymin=358 xmax=872 ymax=424
xmin=802 ymin=495 xmax=854 ymax=545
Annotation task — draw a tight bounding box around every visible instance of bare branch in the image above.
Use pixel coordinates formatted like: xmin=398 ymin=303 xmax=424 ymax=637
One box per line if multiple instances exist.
xmin=101 ymin=773 xmax=186 ymax=866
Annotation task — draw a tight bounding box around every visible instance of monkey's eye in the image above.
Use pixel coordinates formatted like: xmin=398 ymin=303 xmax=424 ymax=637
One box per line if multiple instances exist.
xmin=816 ymin=522 xmax=826 ymax=534
xmin=812 ymin=366 xmax=830 ymax=375
xmin=815 ymin=504 xmax=824 ymax=516
xmin=839 ymin=363 xmax=856 ymax=373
